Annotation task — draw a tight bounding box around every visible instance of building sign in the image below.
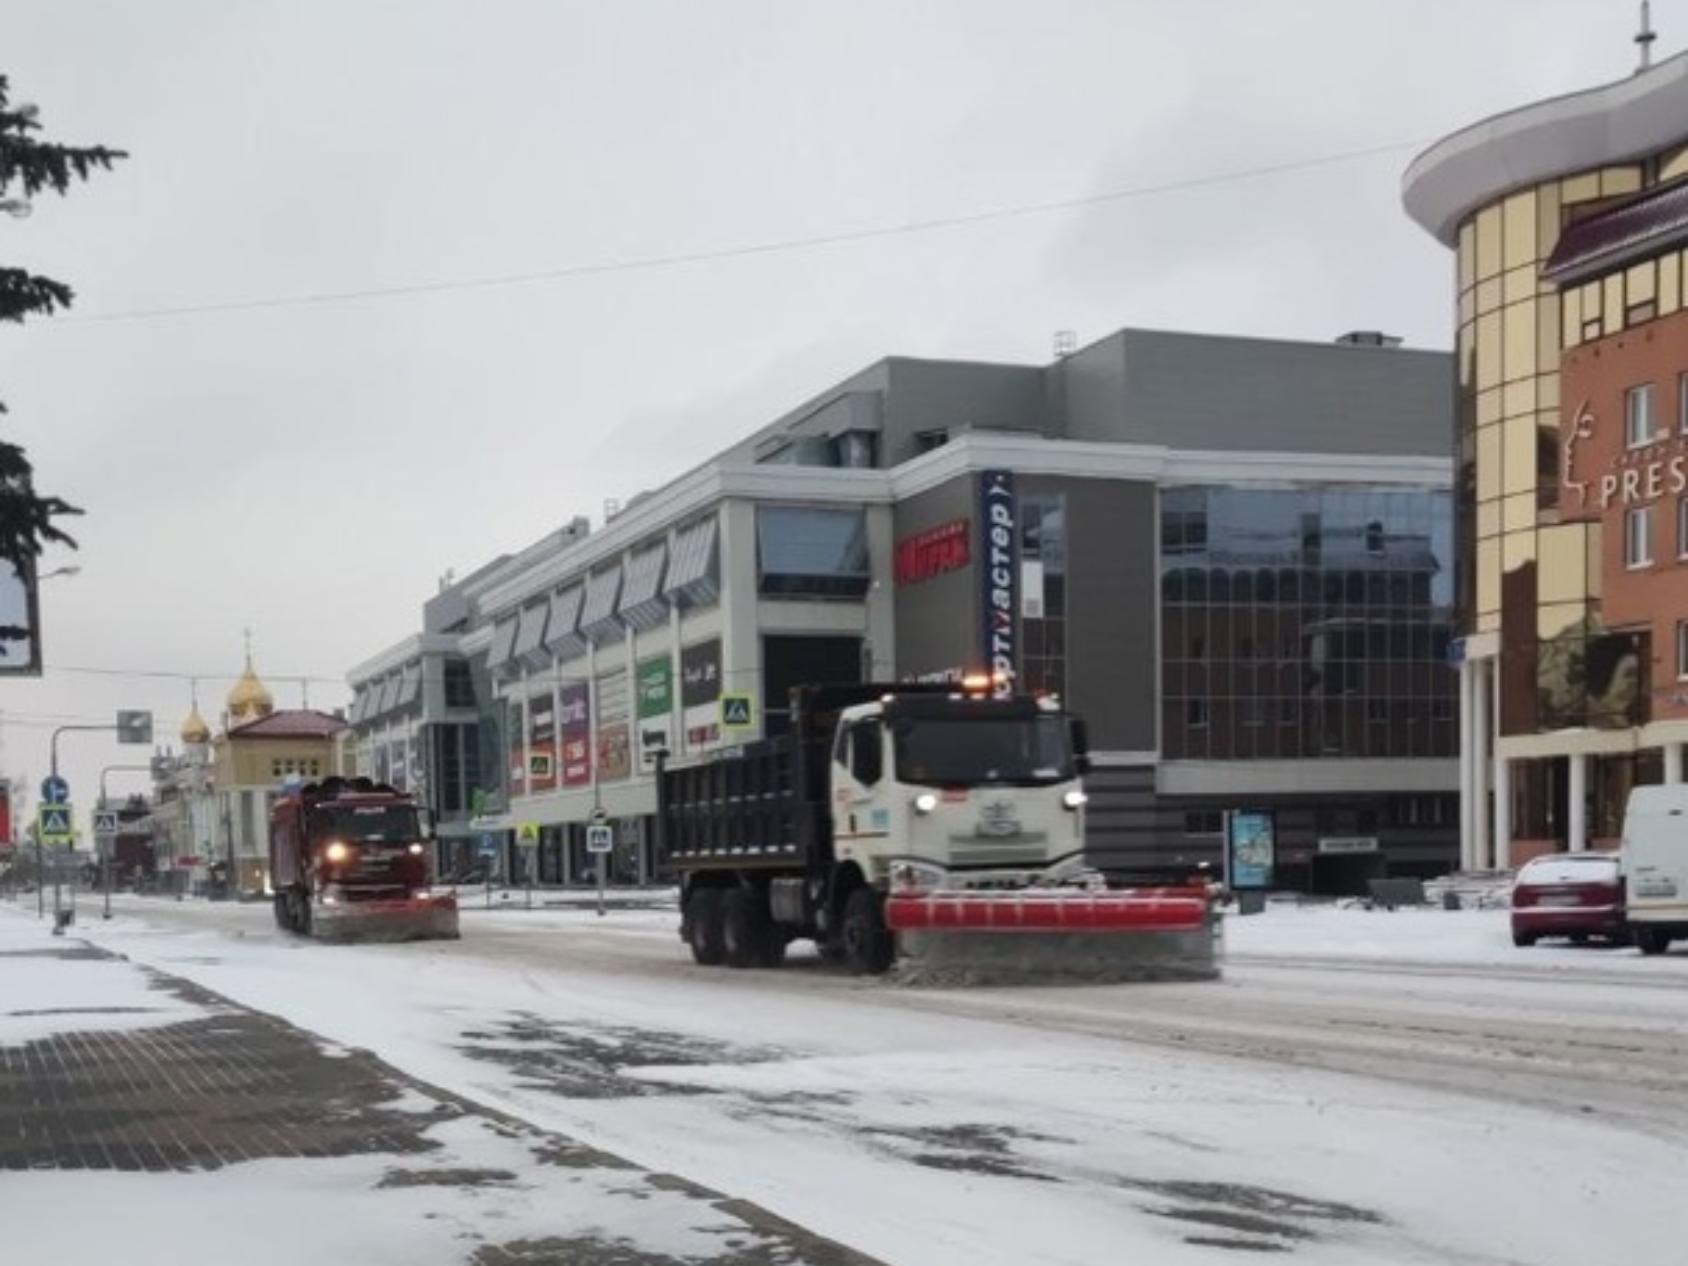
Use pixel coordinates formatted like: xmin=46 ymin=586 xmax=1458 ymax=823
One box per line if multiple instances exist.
xmin=1318 ymin=836 xmax=1378 ymax=855
xmin=559 ymin=683 xmax=591 ymax=787
xmin=528 ymin=692 xmax=557 ymax=792
xmin=978 ymin=470 xmax=1018 ymax=697
xmin=636 ymin=655 xmax=674 ymax=771
xmin=506 ymin=699 xmax=526 ymax=795
xmin=1563 ymin=401 xmax=1688 ymax=511
xmin=596 ymin=720 xmax=631 ymax=782
xmin=895 ymin=518 xmax=970 ymax=586
xmin=720 ymin=692 xmax=754 ymax=732
xmin=0 ymin=779 xmax=13 ymax=848
xmin=681 ymin=638 xmax=722 ymax=749
xmin=1226 ymin=810 xmax=1275 ymax=890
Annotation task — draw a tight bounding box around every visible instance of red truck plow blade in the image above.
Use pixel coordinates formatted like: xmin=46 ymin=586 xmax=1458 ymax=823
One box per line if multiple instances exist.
xmin=884 ymin=887 xmax=1220 ymax=984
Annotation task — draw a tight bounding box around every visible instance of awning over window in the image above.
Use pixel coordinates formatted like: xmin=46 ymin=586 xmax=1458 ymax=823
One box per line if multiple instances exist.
xmin=665 ymin=515 xmax=719 ymax=608
xmin=1544 ymin=179 xmax=1688 ymax=283
xmin=396 ymin=664 xmax=422 ymax=709
xmin=544 ymin=584 xmax=587 ymax=661
xmin=620 ymin=542 xmax=668 ymax=631
xmin=377 ymin=673 xmax=403 ymax=715
xmin=512 ymin=601 xmax=551 ymax=670
xmin=485 ymin=615 xmax=519 ymax=675
xmin=757 ymin=506 xmax=870 ymax=597
xmin=346 ymin=688 xmax=369 ymax=725
xmin=579 ymin=564 xmax=625 ymax=645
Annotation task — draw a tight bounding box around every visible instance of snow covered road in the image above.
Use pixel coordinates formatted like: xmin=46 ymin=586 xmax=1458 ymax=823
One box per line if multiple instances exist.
xmin=42 ymin=893 xmax=1688 ymax=1265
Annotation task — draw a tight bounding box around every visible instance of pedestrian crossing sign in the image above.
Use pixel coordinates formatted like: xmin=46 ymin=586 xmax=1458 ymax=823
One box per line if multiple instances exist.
xmin=720 ymin=692 xmax=754 ymax=731
xmin=37 ymin=803 xmax=74 ymax=845
xmin=517 ymin=821 xmax=541 ymax=847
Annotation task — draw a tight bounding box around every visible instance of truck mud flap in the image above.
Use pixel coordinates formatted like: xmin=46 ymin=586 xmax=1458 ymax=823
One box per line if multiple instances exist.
xmin=884 ymin=889 xmax=1220 ymax=986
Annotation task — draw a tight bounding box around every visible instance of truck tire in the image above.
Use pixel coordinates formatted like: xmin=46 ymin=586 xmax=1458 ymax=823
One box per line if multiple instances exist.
xmin=687 ymin=889 xmax=727 ymax=966
xmin=842 ymin=888 xmax=894 ymax=975
xmin=722 ymin=888 xmax=779 ymax=969
xmin=273 ymin=893 xmax=290 ymax=932
xmin=1634 ymin=925 xmax=1671 ymax=956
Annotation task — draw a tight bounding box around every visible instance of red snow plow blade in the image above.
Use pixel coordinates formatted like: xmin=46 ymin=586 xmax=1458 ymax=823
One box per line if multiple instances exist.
xmin=310 ymin=892 xmax=461 ymax=943
xmin=884 ymin=887 xmax=1220 ymax=984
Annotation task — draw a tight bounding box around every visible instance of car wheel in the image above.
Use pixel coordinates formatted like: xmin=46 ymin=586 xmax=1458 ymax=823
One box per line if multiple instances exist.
xmin=1511 ymin=929 xmax=1536 ymax=948
xmin=687 ymin=888 xmax=726 ymax=966
xmin=1634 ymin=925 xmax=1671 ymax=956
xmin=842 ymin=888 xmax=894 ymax=976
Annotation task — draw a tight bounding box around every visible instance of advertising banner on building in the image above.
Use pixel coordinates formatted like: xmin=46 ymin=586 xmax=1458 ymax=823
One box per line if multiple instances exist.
xmin=389 ymin=737 xmax=409 ymax=792
xmin=528 ymin=692 xmax=556 ymax=791
xmin=0 ymin=779 xmax=11 ymax=849
xmin=1226 ymin=810 xmax=1276 ymax=890
xmin=596 ymin=720 xmax=632 ymax=783
xmin=506 ymin=699 xmax=527 ymax=797
xmin=894 ymin=518 xmax=970 ymax=586
xmin=978 ymin=469 xmax=1018 ymax=697
xmin=681 ymin=638 xmax=722 ymax=750
xmin=636 ymin=654 xmax=674 ymax=771
xmin=558 ymin=683 xmax=591 ymax=787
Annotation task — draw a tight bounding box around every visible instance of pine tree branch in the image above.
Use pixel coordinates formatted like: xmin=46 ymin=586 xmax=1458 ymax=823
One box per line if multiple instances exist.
xmin=0 ymin=268 xmax=74 ymax=323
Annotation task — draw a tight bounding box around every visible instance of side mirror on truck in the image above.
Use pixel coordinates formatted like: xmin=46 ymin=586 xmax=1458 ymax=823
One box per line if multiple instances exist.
xmin=1071 ymin=717 xmax=1091 ymax=776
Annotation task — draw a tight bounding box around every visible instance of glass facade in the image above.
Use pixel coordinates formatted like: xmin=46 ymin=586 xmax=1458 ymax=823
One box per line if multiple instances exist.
xmin=756 ymin=506 xmax=871 ymax=597
xmin=1161 ymin=487 xmax=1455 ymax=760
xmin=1018 ymin=494 xmax=1066 ymax=699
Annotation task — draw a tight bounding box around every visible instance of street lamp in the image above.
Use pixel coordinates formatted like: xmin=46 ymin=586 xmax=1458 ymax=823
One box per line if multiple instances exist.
xmin=39 ymin=565 xmax=81 ymax=581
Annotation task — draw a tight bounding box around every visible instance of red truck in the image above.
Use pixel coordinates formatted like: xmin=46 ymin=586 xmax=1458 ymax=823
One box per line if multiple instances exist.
xmin=269 ymin=776 xmax=459 ymax=942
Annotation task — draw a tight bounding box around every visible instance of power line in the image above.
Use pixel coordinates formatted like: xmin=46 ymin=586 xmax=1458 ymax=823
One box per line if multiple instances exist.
xmin=44 ymin=663 xmax=344 ymax=686
xmin=60 ymin=137 xmax=1425 ymax=325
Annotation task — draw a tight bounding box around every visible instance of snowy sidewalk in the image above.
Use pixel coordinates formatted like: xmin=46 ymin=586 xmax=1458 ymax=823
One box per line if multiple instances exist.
xmin=0 ymin=907 xmax=878 ymax=1265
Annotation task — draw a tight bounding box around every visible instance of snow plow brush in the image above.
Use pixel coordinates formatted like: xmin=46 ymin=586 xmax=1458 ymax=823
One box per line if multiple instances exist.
xmin=884 ymin=886 xmax=1220 ymax=985
xmin=309 ymin=892 xmax=461 ymax=944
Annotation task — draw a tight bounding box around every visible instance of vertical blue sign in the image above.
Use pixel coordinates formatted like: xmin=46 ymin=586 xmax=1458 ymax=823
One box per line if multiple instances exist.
xmin=979 ymin=470 xmax=1017 ymax=697
xmin=1226 ymin=810 xmax=1276 ymax=890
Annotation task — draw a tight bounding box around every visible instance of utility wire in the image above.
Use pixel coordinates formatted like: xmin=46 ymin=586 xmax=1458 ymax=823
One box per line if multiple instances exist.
xmin=60 ymin=137 xmax=1425 ymax=325
xmin=44 ymin=663 xmax=343 ymax=686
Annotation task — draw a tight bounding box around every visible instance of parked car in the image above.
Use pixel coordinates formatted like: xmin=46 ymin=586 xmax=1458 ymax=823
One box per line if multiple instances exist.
xmin=1510 ymin=853 xmax=1625 ymax=947
xmin=1618 ymin=785 xmax=1688 ymax=956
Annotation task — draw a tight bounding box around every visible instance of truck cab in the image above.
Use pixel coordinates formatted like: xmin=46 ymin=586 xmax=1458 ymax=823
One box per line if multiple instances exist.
xmin=828 ymin=691 xmax=1091 ymax=897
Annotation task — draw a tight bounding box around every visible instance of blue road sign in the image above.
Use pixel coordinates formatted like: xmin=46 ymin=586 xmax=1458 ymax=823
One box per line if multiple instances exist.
xmin=477 ymin=833 xmax=498 ymax=858
xmin=41 ymin=775 xmax=69 ymax=805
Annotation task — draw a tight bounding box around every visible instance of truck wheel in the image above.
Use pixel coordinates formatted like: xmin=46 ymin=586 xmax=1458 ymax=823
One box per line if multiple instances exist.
xmin=687 ymin=889 xmax=726 ymax=966
xmin=272 ymin=893 xmax=290 ymax=931
xmin=842 ymin=888 xmax=894 ymax=975
xmin=1634 ymin=925 xmax=1671 ymax=956
xmin=296 ymin=892 xmax=312 ymax=938
xmin=723 ymin=888 xmax=784 ymax=968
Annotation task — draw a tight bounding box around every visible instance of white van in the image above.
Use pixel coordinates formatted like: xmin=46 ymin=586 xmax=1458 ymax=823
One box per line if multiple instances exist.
xmin=1619 ymin=785 xmax=1688 ymax=955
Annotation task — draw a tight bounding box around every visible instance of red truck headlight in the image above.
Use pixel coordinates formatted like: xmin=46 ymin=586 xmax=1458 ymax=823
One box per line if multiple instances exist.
xmin=324 ymin=841 xmax=351 ymax=863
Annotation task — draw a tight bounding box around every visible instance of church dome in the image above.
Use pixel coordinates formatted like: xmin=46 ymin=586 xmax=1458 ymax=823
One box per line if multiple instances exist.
xmin=180 ymin=705 xmax=211 ymax=745
xmin=227 ymin=656 xmax=274 ymax=723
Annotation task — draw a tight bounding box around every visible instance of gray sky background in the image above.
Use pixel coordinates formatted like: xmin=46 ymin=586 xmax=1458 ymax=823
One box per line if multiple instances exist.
xmin=2 ymin=0 xmax=1679 ymax=825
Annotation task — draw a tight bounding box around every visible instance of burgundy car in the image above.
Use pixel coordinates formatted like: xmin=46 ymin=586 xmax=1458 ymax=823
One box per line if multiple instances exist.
xmin=1511 ymin=853 xmax=1625 ymax=947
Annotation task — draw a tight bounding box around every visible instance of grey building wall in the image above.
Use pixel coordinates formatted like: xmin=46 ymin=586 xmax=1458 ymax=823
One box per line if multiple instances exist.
xmin=735 ymin=358 xmax=1046 ymax=470
xmin=891 ymin=474 xmax=980 ymax=680
xmin=1047 ymin=329 xmax=1453 ymax=457
xmin=1026 ymin=475 xmax=1158 ymax=753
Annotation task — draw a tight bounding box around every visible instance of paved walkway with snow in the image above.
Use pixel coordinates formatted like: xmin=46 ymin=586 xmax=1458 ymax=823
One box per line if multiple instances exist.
xmin=0 ymin=906 xmax=878 ymax=1265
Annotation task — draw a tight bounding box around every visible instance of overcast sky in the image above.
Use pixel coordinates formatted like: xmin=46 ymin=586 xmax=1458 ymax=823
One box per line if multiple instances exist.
xmin=3 ymin=0 xmax=1680 ymax=821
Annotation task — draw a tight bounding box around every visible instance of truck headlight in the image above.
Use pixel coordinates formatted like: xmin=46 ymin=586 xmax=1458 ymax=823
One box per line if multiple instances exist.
xmin=407 ymin=843 xmax=424 ymax=855
xmin=890 ymin=860 xmax=947 ymax=893
xmin=324 ymin=841 xmax=351 ymax=863
xmin=1062 ymin=790 xmax=1088 ymax=810
xmin=913 ymin=793 xmax=939 ymax=815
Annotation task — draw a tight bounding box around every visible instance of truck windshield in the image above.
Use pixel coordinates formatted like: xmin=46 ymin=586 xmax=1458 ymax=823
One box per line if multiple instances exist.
xmin=893 ymin=716 xmax=1075 ymax=787
xmin=311 ymin=805 xmax=421 ymax=843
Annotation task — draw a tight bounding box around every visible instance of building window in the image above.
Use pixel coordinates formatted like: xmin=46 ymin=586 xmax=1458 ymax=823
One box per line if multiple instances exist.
xmin=1626 ymin=505 xmax=1654 ymax=568
xmin=1681 ymin=372 xmax=1688 ymax=434
xmin=1678 ymin=621 xmax=1688 ymax=681
xmin=1186 ymin=698 xmax=1210 ymax=728
xmin=1626 ymin=383 xmax=1655 ymax=448
xmin=1239 ymin=698 xmax=1264 ymax=727
xmin=444 ymin=659 xmax=475 ymax=708
xmin=1367 ymin=698 xmax=1388 ymax=724
xmin=1679 ymin=498 xmax=1688 ymax=560
xmin=1184 ymin=810 xmax=1222 ymax=836
xmin=755 ymin=506 xmax=870 ymax=597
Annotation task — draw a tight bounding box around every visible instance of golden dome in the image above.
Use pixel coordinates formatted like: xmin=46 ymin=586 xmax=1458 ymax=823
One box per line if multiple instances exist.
xmin=227 ymin=656 xmax=274 ymax=723
xmin=180 ymin=705 xmax=211 ymax=745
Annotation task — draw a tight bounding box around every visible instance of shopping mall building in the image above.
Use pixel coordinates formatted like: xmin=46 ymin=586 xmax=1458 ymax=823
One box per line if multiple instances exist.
xmin=346 ymin=325 xmax=1455 ymax=892
xmin=1404 ymin=47 xmax=1688 ymax=865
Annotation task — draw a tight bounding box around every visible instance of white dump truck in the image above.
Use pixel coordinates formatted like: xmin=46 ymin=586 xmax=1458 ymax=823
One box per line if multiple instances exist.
xmin=657 ymin=680 xmax=1220 ymax=981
